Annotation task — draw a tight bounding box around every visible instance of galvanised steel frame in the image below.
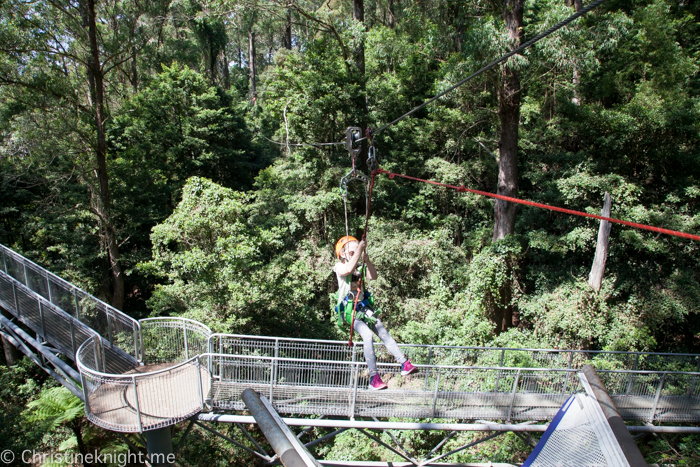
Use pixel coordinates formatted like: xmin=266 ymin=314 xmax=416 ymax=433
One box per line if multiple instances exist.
xmin=2 ymin=242 xmax=700 ymax=457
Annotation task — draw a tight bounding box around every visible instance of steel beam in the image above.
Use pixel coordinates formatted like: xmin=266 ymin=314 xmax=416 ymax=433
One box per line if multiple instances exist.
xmin=197 ymin=413 xmax=700 ymax=434
xmin=0 ymin=314 xmax=81 ymax=381
xmin=241 ymin=389 xmax=321 ymax=467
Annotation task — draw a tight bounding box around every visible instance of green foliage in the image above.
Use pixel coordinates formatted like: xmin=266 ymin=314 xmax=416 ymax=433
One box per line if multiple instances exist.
xmin=3 ymin=0 xmax=700 ymax=463
xmin=0 ymin=358 xmax=47 ymax=462
xmin=143 ymin=176 xmax=334 ymax=337
xmin=25 ymin=387 xmax=84 ymax=432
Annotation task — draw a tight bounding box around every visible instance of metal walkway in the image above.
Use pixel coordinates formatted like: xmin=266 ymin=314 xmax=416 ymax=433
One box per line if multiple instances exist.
xmin=1 ymin=243 xmax=700 ymax=435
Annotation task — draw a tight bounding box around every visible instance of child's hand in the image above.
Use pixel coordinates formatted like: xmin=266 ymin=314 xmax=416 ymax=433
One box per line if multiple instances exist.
xmin=358 ymin=240 xmax=367 ymax=252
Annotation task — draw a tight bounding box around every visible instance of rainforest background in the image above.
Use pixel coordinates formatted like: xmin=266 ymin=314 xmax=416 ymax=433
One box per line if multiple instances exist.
xmin=1 ymin=0 xmax=700 ymax=463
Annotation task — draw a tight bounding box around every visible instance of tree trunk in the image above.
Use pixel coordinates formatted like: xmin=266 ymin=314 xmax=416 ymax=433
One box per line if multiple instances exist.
xmin=571 ymin=0 xmax=582 ymax=105
xmin=353 ymin=0 xmax=365 ymax=75
xmin=248 ymin=30 xmax=256 ymax=104
xmin=221 ymin=48 xmax=230 ymax=90
xmin=589 ymin=192 xmax=612 ymax=293
xmin=492 ymin=0 xmax=523 ymax=242
xmin=2 ymin=335 xmax=20 ymax=367
xmin=72 ymin=423 xmax=93 ymax=467
xmin=84 ymin=0 xmax=125 ymax=310
xmin=388 ymin=0 xmax=395 ymax=28
xmin=284 ymin=10 xmax=293 ymax=49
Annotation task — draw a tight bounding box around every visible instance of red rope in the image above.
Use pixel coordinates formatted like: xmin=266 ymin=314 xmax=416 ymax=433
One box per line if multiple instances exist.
xmin=375 ymin=167 xmax=700 ymax=242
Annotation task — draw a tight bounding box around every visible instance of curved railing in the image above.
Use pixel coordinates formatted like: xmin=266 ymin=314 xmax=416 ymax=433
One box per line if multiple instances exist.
xmin=141 ymin=317 xmax=211 ymax=364
xmin=77 ymin=318 xmax=212 ymax=433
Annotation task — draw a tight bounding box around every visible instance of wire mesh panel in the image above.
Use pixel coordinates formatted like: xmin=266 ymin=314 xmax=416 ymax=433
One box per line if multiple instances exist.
xmin=141 ymin=318 xmax=211 ymax=364
xmin=82 ymin=370 xmax=140 ymax=432
xmin=24 ymin=262 xmax=50 ymax=300
xmin=0 ymin=244 xmax=142 ymax=362
xmin=210 ymin=333 xmax=700 ymax=375
xmin=48 ymin=276 xmax=79 ymax=317
xmin=1 ymin=270 xmax=97 ymax=361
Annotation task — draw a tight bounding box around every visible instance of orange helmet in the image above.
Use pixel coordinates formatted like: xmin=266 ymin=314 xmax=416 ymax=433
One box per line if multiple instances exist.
xmin=335 ymin=236 xmax=358 ymax=259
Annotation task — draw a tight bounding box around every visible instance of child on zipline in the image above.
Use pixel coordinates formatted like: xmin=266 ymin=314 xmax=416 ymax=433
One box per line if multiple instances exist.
xmin=334 ymin=236 xmax=418 ymax=390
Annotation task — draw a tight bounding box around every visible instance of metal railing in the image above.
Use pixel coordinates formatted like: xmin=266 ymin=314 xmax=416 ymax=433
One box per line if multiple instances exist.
xmin=1 ymin=244 xmax=700 ymax=434
xmin=0 ymin=244 xmax=142 ymax=363
xmin=0 ymin=270 xmax=100 ymax=362
xmin=201 ymin=353 xmax=700 ymax=423
xmin=78 ymin=333 xmax=210 ymax=433
xmin=208 ymin=333 xmax=700 ymax=373
xmin=141 ymin=317 xmax=211 ymax=364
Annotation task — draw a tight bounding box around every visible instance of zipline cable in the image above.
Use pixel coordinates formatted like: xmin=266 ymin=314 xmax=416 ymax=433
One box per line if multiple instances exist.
xmin=260 ymin=0 xmax=610 ymax=147
xmin=358 ymin=0 xmax=610 ymax=142
xmin=258 ymin=132 xmax=346 ymax=148
xmin=375 ymin=167 xmax=700 ymax=242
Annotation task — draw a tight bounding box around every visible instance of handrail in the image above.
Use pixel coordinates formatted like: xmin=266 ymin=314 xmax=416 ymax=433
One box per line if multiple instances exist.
xmin=208 ymin=333 xmax=700 ymax=368
xmin=77 ymin=335 xmax=200 ymax=378
xmin=197 ymin=353 xmax=700 ymax=376
xmin=0 ymin=243 xmax=142 ymax=362
xmin=0 ymin=244 xmax=140 ymax=330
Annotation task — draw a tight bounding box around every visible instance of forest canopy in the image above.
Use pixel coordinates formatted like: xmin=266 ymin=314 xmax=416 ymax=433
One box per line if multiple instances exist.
xmin=2 ymin=0 xmax=700 ymax=463
xmin=2 ymin=0 xmax=698 ymax=354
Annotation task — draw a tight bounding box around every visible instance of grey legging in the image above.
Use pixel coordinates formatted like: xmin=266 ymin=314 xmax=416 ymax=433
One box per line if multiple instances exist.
xmin=353 ymin=318 xmax=406 ymax=376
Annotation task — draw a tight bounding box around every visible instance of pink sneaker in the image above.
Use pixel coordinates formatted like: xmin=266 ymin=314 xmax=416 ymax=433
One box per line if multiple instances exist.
xmin=401 ymin=360 xmax=418 ymax=376
xmin=369 ymin=374 xmax=388 ymax=390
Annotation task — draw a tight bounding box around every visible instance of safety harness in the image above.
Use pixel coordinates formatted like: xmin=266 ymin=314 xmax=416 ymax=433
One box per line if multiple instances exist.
xmin=334 ymin=263 xmax=381 ymax=327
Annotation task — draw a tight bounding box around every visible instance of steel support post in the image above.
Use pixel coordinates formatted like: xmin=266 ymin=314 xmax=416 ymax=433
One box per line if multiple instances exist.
xmin=145 ymin=426 xmax=174 ymax=466
xmin=626 ymin=354 xmax=640 ymax=395
xmin=432 ymin=368 xmax=442 ymax=418
xmin=423 ymin=347 xmax=433 ymax=391
xmin=38 ymin=300 xmax=46 ymax=338
xmin=133 ymin=325 xmax=141 ymax=363
xmin=196 ymin=360 xmax=204 ymax=410
xmin=349 ymin=363 xmax=360 ymax=419
xmin=269 ymin=359 xmax=275 ymax=402
xmin=73 ymin=290 xmax=80 ymax=320
xmin=183 ymin=320 xmax=189 ymax=359
xmin=46 ymin=274 xmax=53 ymax=303
xmin=689 ymin=358 xmax=700 ymax=397
xmin=563 ymin=352 xmax=574 ymax=393
xmin=506 ymin=369 xmax=521 ymax=422
xmin=494 ymin=349 xmax=505 ymax=391
xmin=107 ymin=314 xmax=113 ymax=345
xmin=648 ymin=373 xmax=666 ymax=424
xmin=81 ymin=373 xmax=91 ymax=411
xmin=271 ymin=339 xmax=279 ymax=401
xmin=133 ymin=376 xmax=144 ymax=433
xmin=69 ymin=318 xmax=76 ymax=359
xmin=12 ymin=282 xmax=20 ymax=317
